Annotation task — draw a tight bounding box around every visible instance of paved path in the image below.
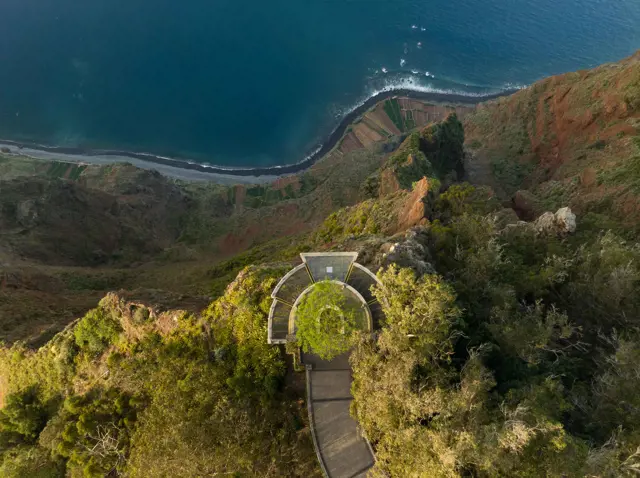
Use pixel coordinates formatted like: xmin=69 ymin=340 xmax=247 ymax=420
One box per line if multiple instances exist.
xmin=302 ymin=351 xmax=375 ymax=478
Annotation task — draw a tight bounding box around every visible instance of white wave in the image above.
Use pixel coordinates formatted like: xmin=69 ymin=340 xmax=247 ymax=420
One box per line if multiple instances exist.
xmin=417 ymin=42 xmax=422 ymax=49
xmin=502 ymin=81 xmax=529 ymax=90
xmin=381 ymin=67 xmax=388 ymax=73
xmin=374 ymin=76 xmax=495 ymax=97
xmin=411 ymin=25 xmax=418 ymax=29
xmin=420 ymin=27 xmax=426 ymax=31
xmin=335 ymin=76 xmax=511 ymax=120
xmin=411 ymin=70 xmax=419 ymax=74
xmin=400 ymin=58 xmax=406 ymax=67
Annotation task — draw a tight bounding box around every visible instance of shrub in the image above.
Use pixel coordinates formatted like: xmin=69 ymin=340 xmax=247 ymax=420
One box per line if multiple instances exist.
xmin=50 ymin=388 xmax=143 ymax=477
xmin=0 ymin=446 xmax=65 ymax=478
xmin=361 ymin=173 xmax=381 ymax=198
xmin=0 ymin=387 xmax=48 ymax=445
xmin=73 ymin=308 xmax=122 ymax=356
xmin=295 ymin=281 xmax=365 ymax=359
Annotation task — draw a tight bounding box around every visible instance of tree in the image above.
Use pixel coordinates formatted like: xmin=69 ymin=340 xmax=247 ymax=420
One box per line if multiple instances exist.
xmin=0 ymin=387 xmax=48 ymax=447
xmin=295 ymin=281 xmax=366 ymax=359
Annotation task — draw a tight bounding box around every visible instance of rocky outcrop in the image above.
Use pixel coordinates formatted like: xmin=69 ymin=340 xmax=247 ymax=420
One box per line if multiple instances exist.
xmin=512 ymin=190 xmax=543 ymax=221
xmin=379 ymin=168 xmax=401 ymax=196
xmin=534 ymin=207 xmax=577 ymax=236
xmin=379 ymin=226 xmax=434 ymax=275
xmin=396 ymin=177 xmax=431 ymax=232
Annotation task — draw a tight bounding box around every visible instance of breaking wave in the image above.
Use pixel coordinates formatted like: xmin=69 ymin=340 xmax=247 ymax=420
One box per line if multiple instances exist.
xmin=334 ymin=73 xmax=521 ymax=119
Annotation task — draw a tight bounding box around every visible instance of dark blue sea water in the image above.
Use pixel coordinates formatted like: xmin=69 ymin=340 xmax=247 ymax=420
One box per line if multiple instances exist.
xmin=0 ymin=0 xmax=638 ymax=167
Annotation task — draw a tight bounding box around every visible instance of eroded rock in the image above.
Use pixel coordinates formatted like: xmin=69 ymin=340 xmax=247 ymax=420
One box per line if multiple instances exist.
xmin=380 ymin=226 xmax=434 ymax=275
xmin=396 ymin=177 xmax=431 ymax=232
xmin=555 ymin=207 xmax=577 ymax=234
xmin=534 ymin=207 xmax=577 ymax=236
xmin=513 ymin=190 xmax=543 ymax=221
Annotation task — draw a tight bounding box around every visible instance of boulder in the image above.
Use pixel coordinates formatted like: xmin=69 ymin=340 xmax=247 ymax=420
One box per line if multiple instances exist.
xmin=555 ymin=207 xmax=577 ymax=234
xmin=534 ymin=207 xmax=577 ymax=236
xmin=534 ymin=212 xmax=557 ymax=234
xmin=512 ymin=190 xmax=543 ymax=221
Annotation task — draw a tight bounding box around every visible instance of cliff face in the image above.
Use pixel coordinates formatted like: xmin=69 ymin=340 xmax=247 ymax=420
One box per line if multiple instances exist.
xmin=464 ymin=51 xmax=640 ymax=234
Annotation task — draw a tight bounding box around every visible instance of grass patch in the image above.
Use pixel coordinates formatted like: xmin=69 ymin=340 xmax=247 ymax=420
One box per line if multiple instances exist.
xmin=68 ymin=165 xmax=86 ymax=180
xmin=46 ymin=162 xmax=69 ymax=178
xmin=45 ymin=162 xmax=87 ymax=181
xmin=384 ymin=99 xmax=405 ymax=132
xmin=404 ymin=110 xmax=416 ymax=130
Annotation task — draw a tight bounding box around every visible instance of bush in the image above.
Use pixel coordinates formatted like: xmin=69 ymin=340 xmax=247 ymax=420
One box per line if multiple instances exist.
xmin=0 ymin=446 xmax=65 ymax=478
xmin=73 ymin=308 xmax=122 ymax=356
xmin=0 ymin=387 xmax=48 ymax=446
xmin=361 ymin=173 xmax=381 ymax=198
xmin=50 ymin=388 xmax=142 ymax=477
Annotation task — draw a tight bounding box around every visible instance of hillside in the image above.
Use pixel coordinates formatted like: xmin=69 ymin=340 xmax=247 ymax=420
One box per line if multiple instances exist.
xmin=1 ymin=53 xmax=640 ymax=477
xmin=465 ymin=50 xmax=640 ymax=234
xmin=0 ymin=98 xmax=473 ymax=347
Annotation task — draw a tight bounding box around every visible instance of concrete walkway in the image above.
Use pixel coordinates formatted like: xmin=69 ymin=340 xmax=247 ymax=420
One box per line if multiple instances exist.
xmin=302 ymin=351 xmax=375 ymax=478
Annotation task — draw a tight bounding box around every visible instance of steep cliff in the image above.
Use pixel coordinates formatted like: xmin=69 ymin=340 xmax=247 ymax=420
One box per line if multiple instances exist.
xmin=465 ymin=50 xmax=640 ymax=234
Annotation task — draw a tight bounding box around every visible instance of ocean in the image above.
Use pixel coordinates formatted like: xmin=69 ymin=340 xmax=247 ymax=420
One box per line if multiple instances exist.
xmin=0 ymin=0 xmax=638 ymax=167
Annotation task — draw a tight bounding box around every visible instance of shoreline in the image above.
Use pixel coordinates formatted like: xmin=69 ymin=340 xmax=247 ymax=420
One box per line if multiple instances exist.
xmin=0 ymin=88 xmax=515 ymax=182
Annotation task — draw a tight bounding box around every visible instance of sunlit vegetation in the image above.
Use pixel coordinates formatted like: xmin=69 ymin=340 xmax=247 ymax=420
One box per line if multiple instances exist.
xmin=293 ymin=281 xmax=367 ymax=359
xmin=0 ymin=268 xmax=320 ymax=477
xmin=351 ymin=184 xmax=640 ymax=477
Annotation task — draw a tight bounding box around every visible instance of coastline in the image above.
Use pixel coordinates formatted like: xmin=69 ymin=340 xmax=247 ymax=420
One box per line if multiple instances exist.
xmin=0 ymin=88 xmax=515 ymax=183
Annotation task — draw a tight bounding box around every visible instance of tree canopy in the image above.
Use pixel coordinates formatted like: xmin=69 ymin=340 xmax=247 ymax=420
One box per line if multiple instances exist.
xmin=350 ymin=183 xmax=640 ymax=477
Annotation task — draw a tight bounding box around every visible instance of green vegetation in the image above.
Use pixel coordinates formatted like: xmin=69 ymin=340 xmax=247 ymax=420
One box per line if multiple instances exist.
xmin=390 ymin=133 xmax=436 ymax=190
xmin=421 ymin=113 xmax=465 ymax=177
xmin=294 ymin=281 xmax=367 ymax=359
xmin=46 ymin=162 xmax=86 ymax=180
xmin=368 ymin=113 xmax=465 ymax=197
xmin=490 ymin=155 xmax=536 ymax=195
xmin=0 ymin=268 xmax=320 ymax=477
xmin=404 ymin=109 xmax=416 ymax=130
xmin=316 ymin=199 xmax=396 ymax=243
xmin=351 ymin=183 xmax=640 ymax=477
xmin=384 ymin=98 xmax=405 ymax=132
xmin=599 ymin=152 xmax=640 ymax=194
xmin=73 ymin=307 xmax=122 ymax=356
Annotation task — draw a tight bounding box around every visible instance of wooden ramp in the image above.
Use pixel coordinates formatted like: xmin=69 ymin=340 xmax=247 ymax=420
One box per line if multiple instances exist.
xmin=303 ymin=352 xmax=375 ymax=478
